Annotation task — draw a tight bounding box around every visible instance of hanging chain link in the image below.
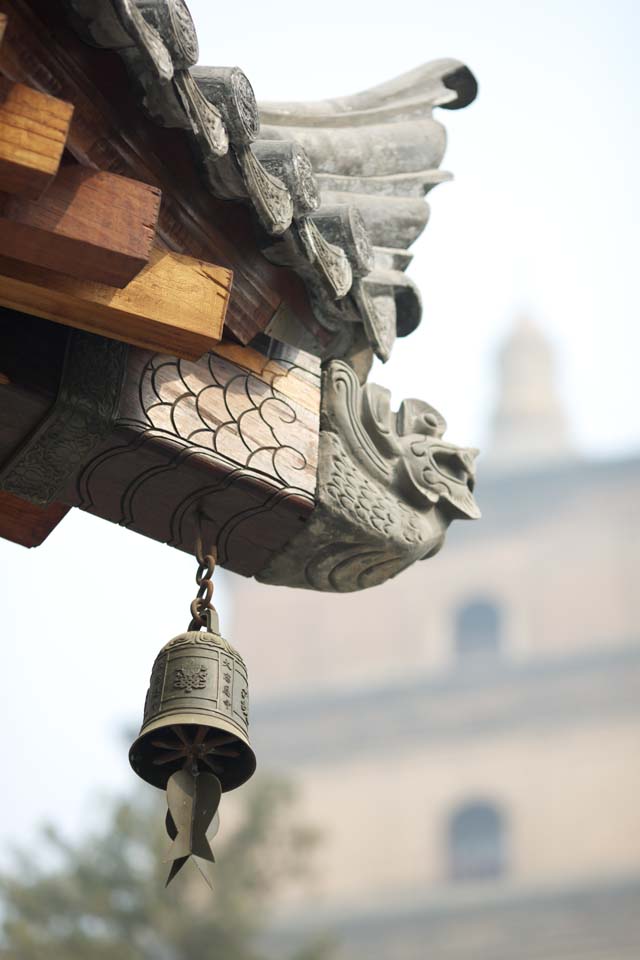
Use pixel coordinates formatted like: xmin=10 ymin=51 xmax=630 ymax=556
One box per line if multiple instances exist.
xmin=188 ymin=535 xmax=218 ymax=630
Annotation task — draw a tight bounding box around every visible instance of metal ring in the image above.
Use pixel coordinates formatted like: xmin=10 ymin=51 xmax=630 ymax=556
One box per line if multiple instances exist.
xmin=190 ymin=598 xmax=206 ymax=625
xmin=196 ymin=580 xmax=214 ymax=604
xmin=196 ymin=555 xmax=215 ymax=584
xmin=195 ymin=533 xmax=204 ymax=567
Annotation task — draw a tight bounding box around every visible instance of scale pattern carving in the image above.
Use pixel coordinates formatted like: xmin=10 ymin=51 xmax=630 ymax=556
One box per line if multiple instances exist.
xmin=133 ymin=352 xmax=318 ymax=492
xmin=63 ymin=345 xmax=319 ymax=578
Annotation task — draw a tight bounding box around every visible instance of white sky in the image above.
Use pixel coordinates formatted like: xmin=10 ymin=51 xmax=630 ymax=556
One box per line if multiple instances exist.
xmin=0 ymin=0 xmax=638 ymax=856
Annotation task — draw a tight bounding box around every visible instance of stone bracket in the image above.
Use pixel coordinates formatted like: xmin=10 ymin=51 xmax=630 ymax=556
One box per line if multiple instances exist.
xmin=0 ymin=327 xmax=128 ymax=506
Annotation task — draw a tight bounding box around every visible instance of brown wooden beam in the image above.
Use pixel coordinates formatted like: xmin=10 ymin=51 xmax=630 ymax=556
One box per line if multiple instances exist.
xmin=0 ymin=488 xmax=69 ymax=547
xmin=0 ymin=13 xmax=6 ymax=47
xmin=0 ymin=76 xmax=73 ymax=199
xmin=0 ymin=246 xmax=232 ymax=359
xmin=0 ymin=0 xmax=317 ymax=346
xmin=0 ymin=163 xmax=162 ymax=286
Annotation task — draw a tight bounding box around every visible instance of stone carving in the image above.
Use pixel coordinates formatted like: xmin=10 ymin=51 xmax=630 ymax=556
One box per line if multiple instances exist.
xmin=112 ymin=0 xmax=174 ymax=80
xmin=257 ymin=360 xmax=480 ymax=591
xmin=192 ymin=67 xmax=260 ymax=144
xmin=310 ymin=205 xmax=374 ymax=278
xmin=173 ymin=71 xmax=229 ymax=158
xmin=0 ymin=330 xmax=127 ymax=506
xmin=298 ymin=217 xmax=353 ymax=298
xmin=251 ymin=140 xmax=319 ymax=216
xmin=135 ymin=0 xmax=199 ymax=69
xmin=259 ymin=58 xmax=478 ymax=357
xmin=351 ymin=278 xmax=395 ymax=363
xmin=235 ymin=145 xmax=294 ymax=235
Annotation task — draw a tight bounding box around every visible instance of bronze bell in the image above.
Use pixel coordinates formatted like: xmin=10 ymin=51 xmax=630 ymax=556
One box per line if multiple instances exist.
xmin=129 ymin=607 xmax=256 ymax=792
xmin=130 ymin=572 xmax=256 ymax=886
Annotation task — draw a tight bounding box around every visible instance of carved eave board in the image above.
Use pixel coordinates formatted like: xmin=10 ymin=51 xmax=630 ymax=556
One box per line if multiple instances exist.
xmin=0 ymin=0 xmax=480 ymax=592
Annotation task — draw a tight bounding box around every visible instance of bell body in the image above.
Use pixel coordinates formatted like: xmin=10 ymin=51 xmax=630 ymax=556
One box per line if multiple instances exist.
xmin=130 ymin=627 xmax=256 ymax=792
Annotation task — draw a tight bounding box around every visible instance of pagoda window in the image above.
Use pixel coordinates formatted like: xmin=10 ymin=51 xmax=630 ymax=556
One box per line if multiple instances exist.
xmin=448 ymin=800 xmax=507 ymax=881
xmin=454 ymin=598 xmax=502 ymax=661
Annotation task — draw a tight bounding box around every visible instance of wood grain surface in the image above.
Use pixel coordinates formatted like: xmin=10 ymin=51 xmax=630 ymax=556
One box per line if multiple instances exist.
xmin=0 ymin=488 xmax=68 ymax=546
xmin=0 ymin=247 xmax=232 ymax=358
xmin=0 ymin=0 xmax=318 ymax=345
xmin=0 ymin=163 xmax=162 ymax=285
xmin=0 ymin=76 xmax=73 ymax=198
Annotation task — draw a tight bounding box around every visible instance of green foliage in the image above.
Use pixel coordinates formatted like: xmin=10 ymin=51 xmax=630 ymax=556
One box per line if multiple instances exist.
xmin=0 ymin=777 xmax=333 ymax=960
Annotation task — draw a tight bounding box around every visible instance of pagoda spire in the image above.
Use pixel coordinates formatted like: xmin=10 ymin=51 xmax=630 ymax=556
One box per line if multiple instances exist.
xmin=486 ymin=316 xmax=574 ymax=472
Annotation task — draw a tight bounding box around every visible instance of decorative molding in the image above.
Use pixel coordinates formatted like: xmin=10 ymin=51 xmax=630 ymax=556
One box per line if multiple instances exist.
xmin=172 ymin=71 xmax=229 ymax=158
xmin=130 ymin=349 xmax=319 ymax=489
xmin=251 ymin=140 xmax=319 ymax=216
xmin=259 ymin=58 xmax=478 ymax=358
xmin=58 ymin=342 xmax=320 ymax=578
xmin=257 ymin=360 xmax=479 ymax=591
xmin=351 ymin=278 xmax=395 ymax=362
xmin=0 ymin=330 xmax=128 ymax=506
xmin=112 ymin=0 xmax=174 ymax=81
xmin=235 ymin=145 xmax=293 ymax=235
xmin=192 ymin=66 xmax=260 ymax=145
xmin=298 ymin=217 xmax=353 ymax=298
xmin=136 ymin=0 xmax=199 ymax=70
xmin=309 ymin=205 xmax=374 ymax=278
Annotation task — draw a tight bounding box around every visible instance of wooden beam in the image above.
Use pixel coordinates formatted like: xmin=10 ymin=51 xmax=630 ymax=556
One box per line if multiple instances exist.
xmin=0 ymin=247 xmax=232 ymax=359
xmin=0 ymin=76 xmax=73 ymax=199
xmin=212 ymin=341 xmax=320 ymax=414
xmin=0 ymin=305 xmax=320 ymax=565
xmin=62 ymin=340 xmax=320 ymax=576
xmin=0 ymin=164 xmax=162 ymax=286
xmin=0 ymin=0 xmax=317 ymax=346
xmin=0 ymin=13 xmax=6 ymax=47
xmin=0 ymin=489 xmax=69 ymax=547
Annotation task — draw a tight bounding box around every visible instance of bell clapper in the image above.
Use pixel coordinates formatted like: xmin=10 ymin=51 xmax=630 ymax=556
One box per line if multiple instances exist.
xmin=129 ymin=532 xmax=256 ymax=888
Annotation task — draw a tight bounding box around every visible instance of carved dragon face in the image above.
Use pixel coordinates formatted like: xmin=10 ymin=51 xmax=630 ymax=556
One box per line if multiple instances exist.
xmin=395 ymin=397 xmax=480 ymax=520
xmin=361 ymin=387 xmax=480 ymax=521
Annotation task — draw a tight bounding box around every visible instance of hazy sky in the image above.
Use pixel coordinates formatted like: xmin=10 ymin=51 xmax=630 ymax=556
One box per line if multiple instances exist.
xmin=188 ymin=0 xmax=640 ymax=459
xmin=0 ymin=0 xmax=638 ymax=857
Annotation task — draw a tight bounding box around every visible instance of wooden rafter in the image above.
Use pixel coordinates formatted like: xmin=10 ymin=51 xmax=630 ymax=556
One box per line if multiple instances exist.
xmin=0 ymin=489 xmax=68 ymax=547
xmin=0 ymin=247 xmax=233 ymax=359
xmin=0 ymin=75 xmax=73 ymax=199
xmin=0 ymin=163 xmax=162 ymax=287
